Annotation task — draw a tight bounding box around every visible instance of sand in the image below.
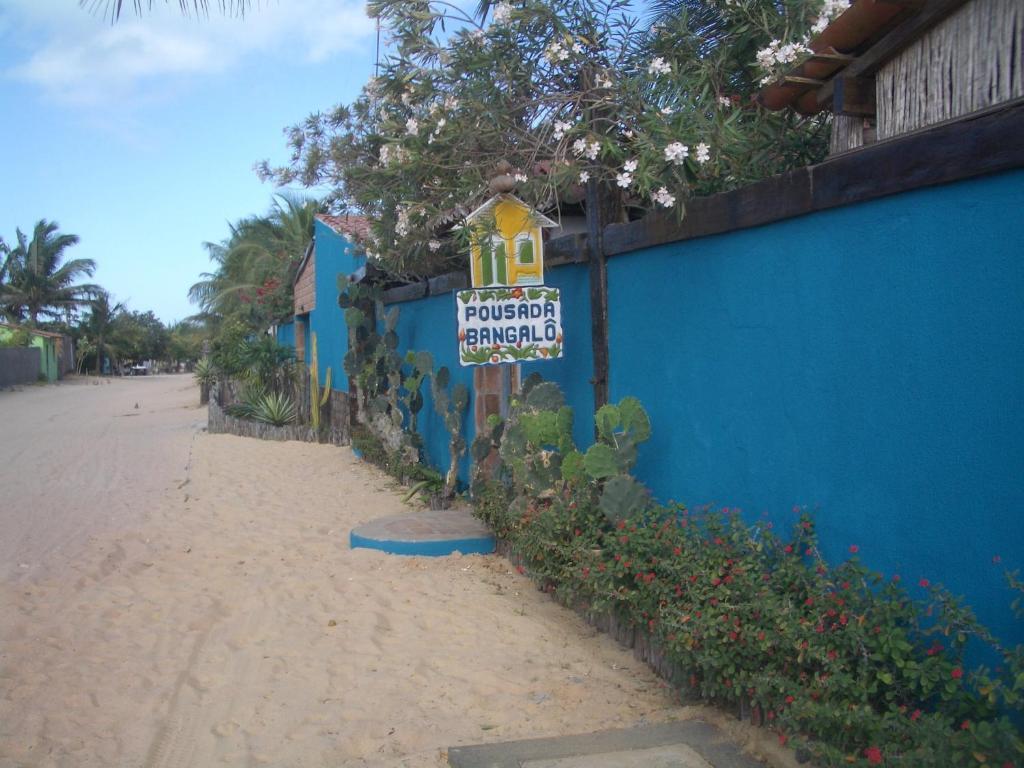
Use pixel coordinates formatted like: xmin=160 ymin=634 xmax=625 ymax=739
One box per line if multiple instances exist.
xmin=0 ymin=376 xmax=790 ymax=768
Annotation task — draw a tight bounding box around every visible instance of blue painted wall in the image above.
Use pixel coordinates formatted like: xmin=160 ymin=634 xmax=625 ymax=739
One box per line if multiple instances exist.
xmin=392 ymin=293 xmax=475 ymax=483
xmin=307 ymin=220 xmax=365 ymax=390
xmin=607 ymin=169 xmax=1024 ymax=645
xmin=275 ymin=320 xmax=295 ymax=351
xmin=520 ymin=261 xmax=596 ymax=451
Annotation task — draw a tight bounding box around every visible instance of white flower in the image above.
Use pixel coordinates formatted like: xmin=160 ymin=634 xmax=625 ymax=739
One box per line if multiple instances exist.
xmin=615 ymin=172 xmax=632 ymax=188
xmin=648 ymin=57 xmax=671 ymax=76
xmin=428 ymin=240 xmax=442 ymax=252
xmin=622 ymin=128 xmax=634 ymax=139
xmin=653 ymin=187 xmax=676 ymax=208
xmin=545 ymin=41 xmax=569 ymax=62
xmin=491 ymin=2 xmax=512 ymax=24
xmin=660 ymin=106 xmax=674 ymax=115
xmin=379 ymin=144 xmax=408 ymax=167
xmin=514 ymin=173 xmax=528 ymax=183
xmin=578 ymin=171 xmax=590 ymax=184
xmin=664 ymin=142 xmax=689 ymax=164
xmin=573 ymin=138 xmax=599 ymax=160
xmin=596 ymin=74 xmax=613 ymax=88
xmin=553 ymin=120 xmax=573 ymax=140
xmin=572 ymin=41 xmax=584 ymax=54
xmin=405 ymin=118 xmax=419 ymax=136
xmin=444 ymin=96 xmax=459 ymax=111
xmin=436 ymin=117 xmax=447 ymax=130
xmin=717 ymin=95 xmax=732 ymax=108
xmin=695 ymin=142 xmax=711 ymax=164
xmin=623 ymin=159 xmax=638 ymax=173
xmin=401 ymin=91 xmax=413 ymax=106
xmin=470 ymin=28 xmax=485 ymax=40
xmin=395 ymin=208 xmax=410 ymax=237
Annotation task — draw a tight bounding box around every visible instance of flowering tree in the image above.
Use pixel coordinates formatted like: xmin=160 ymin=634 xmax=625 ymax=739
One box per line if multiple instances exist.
xmin=259 ymin=0 xmax=833 ymax=279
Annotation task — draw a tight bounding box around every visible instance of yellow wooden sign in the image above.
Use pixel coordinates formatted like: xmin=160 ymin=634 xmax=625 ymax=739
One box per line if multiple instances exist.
xmin=465 ymin=194 xmax=557 ymax=288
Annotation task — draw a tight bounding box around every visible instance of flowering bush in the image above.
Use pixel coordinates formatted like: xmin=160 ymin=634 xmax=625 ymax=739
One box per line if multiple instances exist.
xmin=259 ymin=0 xmax=831 ymax=278
xmin=476 ymin=378 xmax=1024 ymax=767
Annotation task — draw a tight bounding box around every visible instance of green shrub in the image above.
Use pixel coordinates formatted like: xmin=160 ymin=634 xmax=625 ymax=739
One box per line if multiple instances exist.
xmin=476 ymin=380 xmax=1024 ymax=767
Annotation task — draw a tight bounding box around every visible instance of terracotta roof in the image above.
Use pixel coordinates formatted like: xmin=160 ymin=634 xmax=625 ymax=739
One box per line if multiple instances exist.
xmin=0 ymin=322 xmax=65 ymax=339
xmin=755 ymin=0 xmax=955 ymax=114
xmin=315 ymin=213 xmax=370 ymax=240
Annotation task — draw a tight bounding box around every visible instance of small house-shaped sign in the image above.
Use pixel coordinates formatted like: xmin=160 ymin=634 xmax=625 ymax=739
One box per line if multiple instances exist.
xmin=465 ymin=194 xmax=557 ymax=289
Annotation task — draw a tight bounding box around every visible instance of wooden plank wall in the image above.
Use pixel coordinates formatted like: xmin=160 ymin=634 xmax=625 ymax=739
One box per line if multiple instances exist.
xmin=293 ymin=252 xmax=317 ymax=315
xmin=878 ymin=0 xmax=1024 ymax=138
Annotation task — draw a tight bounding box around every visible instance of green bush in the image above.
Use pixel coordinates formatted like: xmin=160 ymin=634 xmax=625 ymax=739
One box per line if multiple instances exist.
xmin=475 ymin=380 xmax=1024 ymax=767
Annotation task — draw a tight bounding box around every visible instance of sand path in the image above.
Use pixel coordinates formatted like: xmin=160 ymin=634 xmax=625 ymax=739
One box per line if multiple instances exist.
xmin=0 ymin=376 xmax=697 ymax=767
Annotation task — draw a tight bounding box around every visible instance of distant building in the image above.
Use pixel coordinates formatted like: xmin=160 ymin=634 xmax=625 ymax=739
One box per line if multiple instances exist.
xmin=274 ymin=214 xmax=368 ymax=392
xmin=0 ymin=322 xmax=74 ymax=383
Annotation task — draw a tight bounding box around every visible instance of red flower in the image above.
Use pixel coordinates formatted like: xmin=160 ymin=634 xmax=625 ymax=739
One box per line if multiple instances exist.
xmin=515 ymin=565 xmax=525 ymax=575
xmin=864 ymin=746 xmax=883 ymax=765
xmin=910 ymin=709 xmax=921 ymax=721
xmin=777 ymin=732 xmax=788 ymax=747
xmin=951 ymin=667 xmax=963 ymax=680
xmin=784 ymin=545 xmax=793 ymax=554
xmin=918 ymin=578 xmax=930 ymax=588
xmin=849 ymin=544 xmax=859 ymax=554
xmin=673 ymin=547 xmax=681 ymax=556
xmin=960 ymin=720 xmax=971 ymax=730
xmin=785 ymin=695 xmax=795 ymax=704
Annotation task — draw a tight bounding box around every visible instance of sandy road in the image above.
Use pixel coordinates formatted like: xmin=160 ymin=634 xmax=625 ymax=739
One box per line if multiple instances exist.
xmin=0 ymin=376 xmax=203 ymax=584
xmin=0 ymin=376 xmax=709 ymax=768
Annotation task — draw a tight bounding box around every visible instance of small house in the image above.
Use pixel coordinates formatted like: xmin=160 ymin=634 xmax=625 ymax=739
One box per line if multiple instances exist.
xmin=276 ymin=213 xmax=368 ymax=391
xmin=465 ymin=194 xmax=556 ymax=288
xmin=0 ymin=322 xmax=71 ymax=383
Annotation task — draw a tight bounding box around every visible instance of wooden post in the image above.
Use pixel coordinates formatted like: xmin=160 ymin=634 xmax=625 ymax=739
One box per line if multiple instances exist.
xmin=585 ymin=178 xmax=611 ymax=414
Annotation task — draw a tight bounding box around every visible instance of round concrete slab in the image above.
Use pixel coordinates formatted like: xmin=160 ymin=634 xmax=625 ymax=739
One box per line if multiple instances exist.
xmin=350 ymin=508 xmax=496 ymax=556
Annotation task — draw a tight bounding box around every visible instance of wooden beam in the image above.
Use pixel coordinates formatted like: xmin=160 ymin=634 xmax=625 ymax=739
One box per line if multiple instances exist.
xmin=834 ymin=75 xmax=877 ymax=117
xmin=817 ymin=0 xmax=970 ymax=106
xmin=603 ymin=98 xmax=1024 ymax=258
xmin=584 ymin=179 xmax=611 ymax=413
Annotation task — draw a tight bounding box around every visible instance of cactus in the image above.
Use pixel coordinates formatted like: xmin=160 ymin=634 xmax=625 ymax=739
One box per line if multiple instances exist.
xmin=496 ymin=378 xmax=578 ymax=501
xmin=598 ymin=474 xmax=649 ymax=524
xmin=583 ymin=395 xmax=654 ymax=524
xmin=430 ymin=366 xmax=469 ymax=503
xmin=308 ymin=333 xmax=332 ymax=435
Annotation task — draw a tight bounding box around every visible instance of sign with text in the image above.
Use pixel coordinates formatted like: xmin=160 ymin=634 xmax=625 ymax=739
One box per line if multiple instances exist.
xmin=456 ymin=286 xmax=563 ymax=366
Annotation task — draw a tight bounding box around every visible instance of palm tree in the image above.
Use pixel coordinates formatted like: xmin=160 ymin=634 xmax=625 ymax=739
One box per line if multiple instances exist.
xmin=188 ymin=195 xmax=322 ymax=331
xmin=0 ymin=220 xmax=100 ymax=326
xmin=81 ymin=1 xmax=251 ymax=21
xmin=82 ymin=291 xmax=126 ymax=375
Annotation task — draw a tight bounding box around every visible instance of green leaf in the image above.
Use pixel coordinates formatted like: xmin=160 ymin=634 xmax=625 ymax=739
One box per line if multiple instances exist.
xmin=583 ymin=443 xmax=620 ymax=479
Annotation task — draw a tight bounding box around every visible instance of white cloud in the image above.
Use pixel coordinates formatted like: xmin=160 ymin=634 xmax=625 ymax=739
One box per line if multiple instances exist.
xmin=4 ymin=0 xmax=374 ymax=104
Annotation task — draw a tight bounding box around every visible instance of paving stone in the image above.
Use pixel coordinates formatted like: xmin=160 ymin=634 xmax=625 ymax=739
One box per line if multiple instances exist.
xmin=447 ymin=721 xmax=761 ymax=768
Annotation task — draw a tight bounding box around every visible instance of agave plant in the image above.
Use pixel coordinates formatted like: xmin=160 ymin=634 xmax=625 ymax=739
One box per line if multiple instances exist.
xmin=193 ymin=357 xmax=217 ymax=387
xmin=251 ymin=391 xmax=296 ymax=427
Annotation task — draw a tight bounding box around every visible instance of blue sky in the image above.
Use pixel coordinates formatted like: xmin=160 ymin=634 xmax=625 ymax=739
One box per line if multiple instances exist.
xmin=0 ymin=0 xmax=377 ymax=323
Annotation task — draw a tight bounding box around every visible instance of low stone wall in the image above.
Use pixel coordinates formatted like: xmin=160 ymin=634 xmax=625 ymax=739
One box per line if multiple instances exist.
xmin=0 ymin=347 xmax=41 ymax=387
xmin=207 ymin=390 xmax=351 ymax=446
